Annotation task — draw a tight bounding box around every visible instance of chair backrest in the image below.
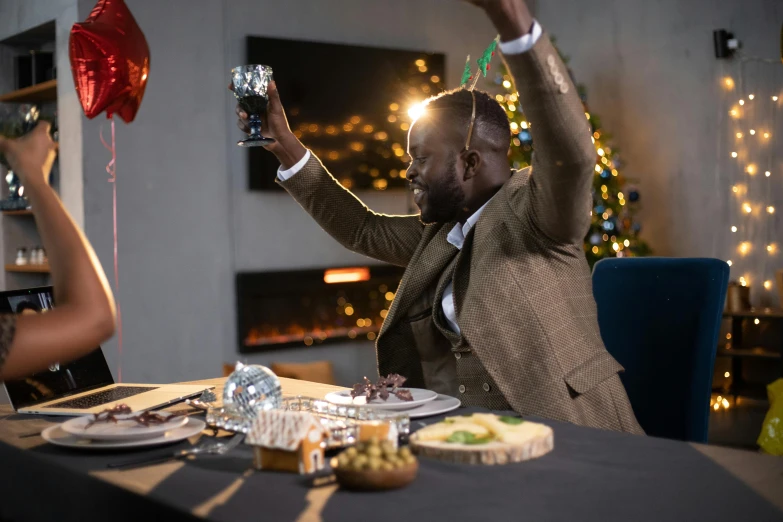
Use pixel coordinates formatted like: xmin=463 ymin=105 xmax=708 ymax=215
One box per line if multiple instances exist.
xmin=592 ymin=257 xmax=729 ymax=442
xmin=270 ymin=361 xmax=336 ymax=386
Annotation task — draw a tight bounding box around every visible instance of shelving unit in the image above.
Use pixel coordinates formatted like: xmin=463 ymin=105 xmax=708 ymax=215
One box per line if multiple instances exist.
xmin=0 ymin=79 xmax=57 ymax=103
xmin=5 ymin=264 xmax=50 ymax=274
xmin=719 ymin=309 xmax=783 ymax=401
xmin=1 ymin=22 xmax=57 ymax=290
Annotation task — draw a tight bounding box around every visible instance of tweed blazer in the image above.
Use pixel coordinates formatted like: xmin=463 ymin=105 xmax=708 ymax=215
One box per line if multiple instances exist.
xmin=280 ymin=34 xmax=643 ymax=434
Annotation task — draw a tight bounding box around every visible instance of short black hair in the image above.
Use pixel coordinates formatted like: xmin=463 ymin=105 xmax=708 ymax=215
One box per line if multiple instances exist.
xmin=422 ymin=88 xmax=511 ymax=151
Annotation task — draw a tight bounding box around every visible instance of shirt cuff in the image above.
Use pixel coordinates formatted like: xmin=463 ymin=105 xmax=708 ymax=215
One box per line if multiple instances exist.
xmin=277 ymin=150 xmax=311 ymax=181
xmin=498 ymin=20 xmax=542 ymax=55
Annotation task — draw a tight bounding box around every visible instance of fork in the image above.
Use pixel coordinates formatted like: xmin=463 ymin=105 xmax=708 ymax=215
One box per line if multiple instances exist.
xmin=107 ymin=433 xmax=245 ymax=469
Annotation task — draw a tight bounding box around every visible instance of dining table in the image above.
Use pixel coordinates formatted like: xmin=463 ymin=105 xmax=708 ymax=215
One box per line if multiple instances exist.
xmin=0 ymin=376 xmax=782 ymax=522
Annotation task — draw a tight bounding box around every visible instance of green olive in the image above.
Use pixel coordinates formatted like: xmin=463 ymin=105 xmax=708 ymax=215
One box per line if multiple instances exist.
xmin=403 ymin=454 xmax=417 ymax=465
xmin=344 ymin=447 xmax=358 ymax=458
xmin=367 ymin=457 xmax=382 ymax=471
xmin=366 ymin=446 xmax=382 ymax=458
xmin=380 ymin=461 xmax=394 ymax=472
xmin=399 ymin=447 xmax=412 ymax=458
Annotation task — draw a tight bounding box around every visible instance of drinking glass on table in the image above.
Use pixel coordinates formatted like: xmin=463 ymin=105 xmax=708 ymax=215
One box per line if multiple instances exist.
xmin=230 ymin=64 xmax=275 ymax=147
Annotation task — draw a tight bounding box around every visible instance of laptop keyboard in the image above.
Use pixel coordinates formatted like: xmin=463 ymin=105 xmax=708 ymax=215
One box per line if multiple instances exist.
xmin=43 ymin=386 xmax=159 ymax=409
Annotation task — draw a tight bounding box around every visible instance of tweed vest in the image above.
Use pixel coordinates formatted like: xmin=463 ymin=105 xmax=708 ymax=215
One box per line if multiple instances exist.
xmin=429 ymin=250 xmax=511 ymax=411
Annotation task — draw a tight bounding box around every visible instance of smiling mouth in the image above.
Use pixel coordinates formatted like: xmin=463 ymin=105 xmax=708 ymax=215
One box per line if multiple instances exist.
xmin=411 ymin=187 xmax=426 ymax=205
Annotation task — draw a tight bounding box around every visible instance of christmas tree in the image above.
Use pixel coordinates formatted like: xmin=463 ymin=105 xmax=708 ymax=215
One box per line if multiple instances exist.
xmin=481 ymin=42 xmax=651 ymax=266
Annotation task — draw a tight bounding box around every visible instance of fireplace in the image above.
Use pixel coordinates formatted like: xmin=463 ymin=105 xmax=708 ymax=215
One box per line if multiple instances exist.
xmin=236 ymin=265 xmax=405 ymax=353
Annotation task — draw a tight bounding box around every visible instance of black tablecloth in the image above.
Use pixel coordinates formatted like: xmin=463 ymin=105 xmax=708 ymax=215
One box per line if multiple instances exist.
xmin=1 ymin=408 xmax=782 ymax=522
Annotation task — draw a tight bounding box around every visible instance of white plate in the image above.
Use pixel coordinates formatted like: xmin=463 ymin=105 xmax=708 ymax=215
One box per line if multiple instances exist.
xmin=325 ymin=388 xmax=438 ymax=411
xmin=61 ymin=411 xmax=189 ymax=441
xmin=42 ymin=418 xmax=206 ymax=450
xmin=406 ymin=394 xmax=461 ymax=419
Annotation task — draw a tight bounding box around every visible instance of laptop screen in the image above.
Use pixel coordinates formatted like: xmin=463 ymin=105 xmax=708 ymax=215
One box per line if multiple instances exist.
xmin=1 ymin=287 xmax=114 ymax=410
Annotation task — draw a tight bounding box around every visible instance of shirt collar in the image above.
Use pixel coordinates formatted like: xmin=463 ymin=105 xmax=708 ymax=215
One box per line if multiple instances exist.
xmin=446 ymin=198 xmax=493 ymax=250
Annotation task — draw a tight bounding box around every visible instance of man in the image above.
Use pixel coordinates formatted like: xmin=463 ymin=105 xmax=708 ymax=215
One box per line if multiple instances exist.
xmin=236 ymin=0 xmax=643 ymax=433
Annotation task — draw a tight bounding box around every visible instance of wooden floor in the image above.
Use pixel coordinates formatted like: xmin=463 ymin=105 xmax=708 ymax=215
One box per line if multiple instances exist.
xmin=708 ymin=399 xmax=769 ymax=449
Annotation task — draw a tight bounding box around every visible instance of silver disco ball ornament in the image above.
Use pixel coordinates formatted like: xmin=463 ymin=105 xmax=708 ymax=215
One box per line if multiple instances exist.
xmin=222 ymin=362 xmax=282 ymax=418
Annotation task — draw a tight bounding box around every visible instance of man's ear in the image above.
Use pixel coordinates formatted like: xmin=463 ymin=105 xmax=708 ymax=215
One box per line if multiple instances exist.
xmin=460 ymin=149 xmax=482 ymax=181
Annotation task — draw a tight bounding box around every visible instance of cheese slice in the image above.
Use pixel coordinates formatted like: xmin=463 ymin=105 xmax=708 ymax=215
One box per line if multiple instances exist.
xmin=414 ymin=421 xmax=489 ymax=441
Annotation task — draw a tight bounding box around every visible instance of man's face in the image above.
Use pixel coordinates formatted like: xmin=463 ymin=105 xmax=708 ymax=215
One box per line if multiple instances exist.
xmin=406 ymin=119 xmax=466 ymax=224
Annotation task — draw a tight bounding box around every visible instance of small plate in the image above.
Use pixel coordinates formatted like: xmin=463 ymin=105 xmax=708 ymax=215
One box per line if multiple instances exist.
xmin=42 ymin=418 xmax=206 ymax=450
xmin=61 ymin=411 xmax=188 ymax=441
xmin=407 ymin=394 xmax=461 ymax=419
xmin=325 ymin=388 xmax=438 ymax=411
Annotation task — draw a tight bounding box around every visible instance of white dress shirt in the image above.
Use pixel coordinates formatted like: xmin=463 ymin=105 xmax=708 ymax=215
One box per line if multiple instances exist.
xmin=277 ymin=21 xmax=543 ymax=334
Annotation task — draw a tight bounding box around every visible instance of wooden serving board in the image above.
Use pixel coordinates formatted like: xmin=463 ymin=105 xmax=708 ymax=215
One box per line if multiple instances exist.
xmin=410 ymin=425 xmax=554 ymax=466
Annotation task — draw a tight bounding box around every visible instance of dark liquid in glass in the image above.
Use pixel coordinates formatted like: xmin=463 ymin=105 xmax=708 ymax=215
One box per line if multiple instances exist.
xmin=238 ymin=96 xmax=269 ymax=116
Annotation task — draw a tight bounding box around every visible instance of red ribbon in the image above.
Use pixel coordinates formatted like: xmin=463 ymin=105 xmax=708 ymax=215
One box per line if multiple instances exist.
xmin=100 ymin=117 xmax=122 ymax=382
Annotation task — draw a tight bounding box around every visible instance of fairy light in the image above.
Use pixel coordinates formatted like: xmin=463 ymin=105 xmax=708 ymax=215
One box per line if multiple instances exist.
xmin=749 ymin=129 xmax=756 ymax=135
xmin=773 ymin=96 xmax=779 ymax=101
xmin=763 ymin=132 xmax=770 ymax=139
xmin=764 ymin=280 xmax=773 ymax=290
xmin=739 ymin=99 xmax=745 ymax=105
xmin=767 ymin=206 xmax=775 ymax=214
xmin=520 ymin=121 xmax=528 ymax=129
xmin=748 ymin=94 xmax=755 ymax=100
xmin=723 ymin=77 xmax=735 ymax=89
xmin=727 ymin=260 xmax=733 ymax=266
xmin=597 ymin=148 xmax=605 ymax=156
xmin=746 ymin=164 xmax=756 ymax=175
xmin=739 ymin=241 xmax=751 ymax=255
xmin=502 ymin=80 xmax=511 ymax=88
xmin=731 ymin=226 xmax=737 ymax=232
xmin=768 ymin=243 xmax=777 ymax=254
xmin=736 ymin=132 xmax=743 ymax=139
xmin=754 ymin=318 xmax=760 ymax=325
xmin=595 ymin=165 xmax=602 ymax=173
xmin=766 ymin=171 xmax=772 ymax=177
xmin=731 ymin=151 xmax=738 ymax=158
xmin=724 ymin=371 xmax=731 ymax=378
xmin=739 ymin=276 xmax=748 ymax=286
xmin=743 ymin=203 xmax=752 ymax=213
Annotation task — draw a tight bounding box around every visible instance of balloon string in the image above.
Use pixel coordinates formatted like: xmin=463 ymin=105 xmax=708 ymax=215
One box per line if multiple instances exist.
xmin=100 ymin=118 xmax=122 ymax=383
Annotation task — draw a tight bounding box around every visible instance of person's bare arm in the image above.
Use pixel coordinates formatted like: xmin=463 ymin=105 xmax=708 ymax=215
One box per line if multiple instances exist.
xmin=0 ymin=123 xmax=116 ymax=380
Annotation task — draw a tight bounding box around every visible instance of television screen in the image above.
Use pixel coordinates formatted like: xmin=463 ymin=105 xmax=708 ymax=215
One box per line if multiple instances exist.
xmin=245 ymin=36 xmax=446 ymax=191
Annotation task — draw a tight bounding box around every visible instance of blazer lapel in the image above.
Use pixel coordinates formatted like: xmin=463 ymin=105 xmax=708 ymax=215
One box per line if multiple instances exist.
xmin=379 ymin=224 xmax=457 ymax=337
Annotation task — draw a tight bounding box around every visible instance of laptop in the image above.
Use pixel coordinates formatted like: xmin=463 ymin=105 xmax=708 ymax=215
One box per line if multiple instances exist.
xmin=1 ymin=286 xmax=211 ymax=416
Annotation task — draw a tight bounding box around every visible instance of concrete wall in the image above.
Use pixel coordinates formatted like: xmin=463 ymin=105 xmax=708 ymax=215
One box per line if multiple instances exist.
xmin=3 ymin=0 xmax=779 ymax=391
xmin=533 ymin=0 xmax=783 ymax=304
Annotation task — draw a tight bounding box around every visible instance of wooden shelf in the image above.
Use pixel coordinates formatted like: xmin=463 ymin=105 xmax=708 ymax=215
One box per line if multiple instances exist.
xmin=1 ymin=209 xmax=32 ymax=216
xmin=0 ymin=79 xmax=57 ymax=103
xmin=717 ymin=347 xmax=780 ymax=359
xmin=723 ymin=308 xmax=783 ymax=319
xmin=5 ymin=263 xmax=49 ymax=274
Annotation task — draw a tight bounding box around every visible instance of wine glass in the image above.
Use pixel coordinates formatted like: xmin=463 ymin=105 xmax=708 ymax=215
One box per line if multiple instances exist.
xmin=0 ymin=103 xmax=40 ymax=169
xmin=230 ymin=64 xmax=275 ymax=147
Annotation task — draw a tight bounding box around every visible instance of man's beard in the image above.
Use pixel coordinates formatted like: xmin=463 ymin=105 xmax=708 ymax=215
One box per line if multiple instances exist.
xmin=419 ymin=159 xmax=465 ymax=225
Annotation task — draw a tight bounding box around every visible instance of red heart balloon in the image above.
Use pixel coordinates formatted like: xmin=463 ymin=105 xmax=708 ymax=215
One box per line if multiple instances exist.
xmin=69 ymin=0 xmax=150 ymax=123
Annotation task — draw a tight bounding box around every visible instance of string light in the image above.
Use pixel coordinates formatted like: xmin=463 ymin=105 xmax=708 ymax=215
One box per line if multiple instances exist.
xmin=731 ymin=226 xmax=737 ymax=232
xmin=731 ymin=151 xmax=738 ymax=158
xmin=736 ymin=132 xmax=743 ymax=139
xmin=739 ymin=241 xmax=751 ymax=255
xmin=754 ymin=318 xmax=760 ymax=325
xmin=765 ymin=171 xmax=771 ymax=177
xmin=724 ymin=371 xmax=731 ymax=378
xmin=739 ymin=276 xmax=748 ymax=286
xmin=729 ymin=106 xmax=740 ymax=118
xmin=743 ymin=203 xmax=752 ymax=213
xmin=739 ymin=99 xmax=745 ymax=105
xmin=723 ymin=77 xmax=735 ymax=89
xmin=520 ymin=121 xmax=528 ymax=129
xmin=763 ymin=132 xmax=770 ymax=139
xmin=764 ymin=280 xmax=773 ymax=290
xmin=746 ymin=164 xmax=757 ymax=175
xmin=726 ymin=260 xmax=732 ymax=266
xmin=597 ymin=148 xmax=605 ymax=156
xmin=502 ymin=80 xmax=511 ymax=88
xmin=768 ymin=243 xmax=777 ymax=254
xmin=748 ymin=94 xmax=755 ymax=100
xmin=773 ymin=96 xmax=779 ymax=101
xmin=767 ymin=206 xmax=775 ymax=214
xmin=750 ymin=129 xmax=756 ymax=135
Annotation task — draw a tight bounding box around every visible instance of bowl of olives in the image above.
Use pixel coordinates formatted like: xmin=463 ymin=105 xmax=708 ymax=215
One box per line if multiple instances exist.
xmin=330 ymin=438 xmax=418 ymax=491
